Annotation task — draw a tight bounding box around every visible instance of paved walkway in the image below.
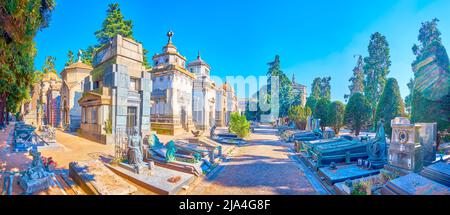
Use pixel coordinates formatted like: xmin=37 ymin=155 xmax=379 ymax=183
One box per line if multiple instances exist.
xmin=189 ymin=125 xmax=318 ymax=195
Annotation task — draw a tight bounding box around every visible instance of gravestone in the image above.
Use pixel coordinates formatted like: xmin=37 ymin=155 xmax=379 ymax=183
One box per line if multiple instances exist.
xmin=388 ymin=117 xmax=423 ymax=173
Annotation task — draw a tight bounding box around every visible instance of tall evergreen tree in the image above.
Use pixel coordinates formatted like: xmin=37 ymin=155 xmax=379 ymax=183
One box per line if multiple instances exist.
xmin=411 ymin=18 xmax=450 ymax=131
xmin=375 ymin=78 xmax=405 ymax=137
xmin=266 ymin=55 xmax=293 ymax=117
xmin=311 ymin=77 xmax=321 ymax=99
xmin=344 ymin=93 xmax=372 ymax=136
xmin=404 ymin=78 xmax=414 ymax=115
xmin=94 ymin=3 xmax=133 ymax=45
xmin=345 ymin=55 xmax=365 ymax=101
xmin=320 ymin=77 xmax=331 ymax=100
xmin=364 ymin=32 xmax=391 ymax=127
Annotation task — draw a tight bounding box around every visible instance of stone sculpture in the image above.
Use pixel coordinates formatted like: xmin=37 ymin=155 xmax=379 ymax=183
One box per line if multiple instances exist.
xmin=19 ymin=149 xmax=52 ymax=194
xmin=367 ymin=121 xmax=387 ymax=169
xmin=127 ymin=127 xmax=144 ymax=166
xmin=166 ymin=140 xmax=177 ymax=162
xmin=210 ymin=125 xmax=216 ymax=139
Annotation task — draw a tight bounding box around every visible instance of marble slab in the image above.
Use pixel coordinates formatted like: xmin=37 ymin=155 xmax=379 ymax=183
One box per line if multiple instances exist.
xmin=319 ymin=164 xmax=380 ymax=184
xmin=69 ymin=160 xmax=137 ymax=195
xmin=382 ymin=173 xmax=450 ymax=195
xmin=106 ymin=162 xmax=194 ymax=195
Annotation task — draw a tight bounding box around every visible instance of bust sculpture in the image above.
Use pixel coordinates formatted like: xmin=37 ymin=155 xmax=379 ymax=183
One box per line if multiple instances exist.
xmin=127 ymin=127 xmax=143 ymax=166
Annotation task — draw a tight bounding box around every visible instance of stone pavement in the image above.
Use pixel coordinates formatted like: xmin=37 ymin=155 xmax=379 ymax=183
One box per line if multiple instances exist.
xmin=188 ymin=125 xmax=318 ymax=195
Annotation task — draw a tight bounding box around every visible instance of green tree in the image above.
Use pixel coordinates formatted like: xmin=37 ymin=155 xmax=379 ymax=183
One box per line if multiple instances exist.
xmin=404 ymin=78 xmax=414 ymax=116
xmin=375 ymin=78 xmax=405 ymax=137
xmin=328 ymin=101 xmax=345 ymax=134
xmin=364 ymin=32 xmax=391 ymax=127
xmin=94 ymin=3 xmax=133 ymax=45
xmin=81 ymin=46 xmax=95 ymax=66
xmin=345 ymin=55 xmax=365 ymax=101
xmin=344 ymin=93 xmax=372 ymax=136
xmin=320 ymin=77 xmax=331 ymax=100
xmin=288 ymin=105 xmax=312 ymax=130
xmin=65 ymin=50 xmax=74 ymax=67
xmin=229 ymin=112 xmax=251 ymax=138
xmin=311 ymin=77 xmax=321 ymax=99
xmin=266 ymin=55 xmax=294 ymax=118
xmin=0 ymin=0 xmax=55 ymax=125
xmin=42 ymin=56 xmax=57 ymax=74
xmin=305 ymin=96 xmax=316 ymax=116
xmin=314 ymin=98 xmax=330 ymax=131
xmin=411 ymin=18 xmax=450 ymax=131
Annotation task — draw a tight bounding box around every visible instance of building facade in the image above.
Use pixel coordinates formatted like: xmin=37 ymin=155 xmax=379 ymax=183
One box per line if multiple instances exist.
xmin=60 ymin=54 xmax=93 ymax=132
xmin=150 ymin=31 xmax=194 ymax=135
xmin=189 ymin=53 xmax=216 ymax=131
xmin=79 ymin=35 xmax=152 ymax=144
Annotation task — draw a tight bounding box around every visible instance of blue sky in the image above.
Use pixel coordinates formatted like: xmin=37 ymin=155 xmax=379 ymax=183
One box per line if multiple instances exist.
xmin=33 ymin=0 xmax=450 ymax=102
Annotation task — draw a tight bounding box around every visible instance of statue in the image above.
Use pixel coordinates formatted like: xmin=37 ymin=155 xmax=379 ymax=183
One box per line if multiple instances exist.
xmin=367 ymin=121 xmax=387 ymax=169
xmin=19 ymin=148 xmax=52 ymax=194
xmin=165 ymin=140 xmax=177 ymax=162
xmin=77 ymin=49 xmax=83 ymax=62
xmin=151 ymin=134 xmax=164 ymax=148
xmin=210 ymin=125 xmax=217 ymax=139
xmin=127 ymin=127 xmax=143 ymax=166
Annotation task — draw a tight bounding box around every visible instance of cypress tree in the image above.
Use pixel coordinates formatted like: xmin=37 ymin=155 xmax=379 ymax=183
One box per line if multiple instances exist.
xmin=375 ymin=78 xmax=405 ymax=137
xmin=411 ymin=18 xmax=450 ymax=131
xmin=344 ymin=93 xmax=372 ymax=136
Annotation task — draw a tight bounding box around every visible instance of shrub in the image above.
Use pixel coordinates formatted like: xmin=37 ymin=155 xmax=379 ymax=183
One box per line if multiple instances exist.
xmin=229 ymin=112 xmax=251 ymax=138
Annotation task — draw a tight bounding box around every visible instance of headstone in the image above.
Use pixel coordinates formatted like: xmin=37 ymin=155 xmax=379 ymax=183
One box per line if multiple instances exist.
xmin=388 ymin=117 xmax=423 ymax=173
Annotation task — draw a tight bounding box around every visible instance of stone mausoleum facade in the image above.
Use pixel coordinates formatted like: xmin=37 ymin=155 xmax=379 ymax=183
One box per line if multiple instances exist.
xmin=60 ymin=54 xmax=93 ymax=132
xmin=150 ymin=31 xmax=194 ymax=135
xmin=79 ymin=35 xmax=152 ymax=144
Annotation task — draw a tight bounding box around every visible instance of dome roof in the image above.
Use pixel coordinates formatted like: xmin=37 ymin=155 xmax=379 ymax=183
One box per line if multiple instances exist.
xmin=65 ymin=61 xmax=93 ymax=70
xmin=188 ymin=52 xmax=210 ymax=69
xmin=41 ymin=71 xmax=61 ymax=82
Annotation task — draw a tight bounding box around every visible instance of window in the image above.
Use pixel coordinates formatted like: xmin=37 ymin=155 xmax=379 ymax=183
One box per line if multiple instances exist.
xmin=154 ymin=61 xmax=158 ymax=66
xmin=126 ymin=107 xmax=137 ymax=135
xmin=93 ymin=81 xmax=100 ymax=90
xmin=91 ymin=107 xmax=97 ymax=124
xmin=130 ymin=78 xmax=139 ymax=91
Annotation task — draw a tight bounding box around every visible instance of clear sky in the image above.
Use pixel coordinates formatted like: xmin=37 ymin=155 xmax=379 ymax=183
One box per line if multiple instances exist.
xmin=33 ymin=0 xmax=450 ymax=102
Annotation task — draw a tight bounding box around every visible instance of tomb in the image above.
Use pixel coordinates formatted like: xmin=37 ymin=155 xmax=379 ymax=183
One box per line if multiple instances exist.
xmin=108 ymin=129 xmax=195 ymax=194
xmin=78 ymin=34 xmax=152 ymax=144
xmin=69 ymin=160 xmax=137 ymax=195
xmin=60 ymin=50 xmax=93 ymax=132
xmin=19 ymin=149 xmax=53 ymax=194
xmin=150 ymin=31 xmax=194 ymax=135
xmin=380 ymin=173 xmax=450 ymax=195
xmin=386 ymin=117 xmax=437 ymax=174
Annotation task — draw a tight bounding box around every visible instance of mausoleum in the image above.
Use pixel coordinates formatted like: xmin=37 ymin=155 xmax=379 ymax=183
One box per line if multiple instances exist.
xmin=79 ymin=34 xmax=152 ymax=144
